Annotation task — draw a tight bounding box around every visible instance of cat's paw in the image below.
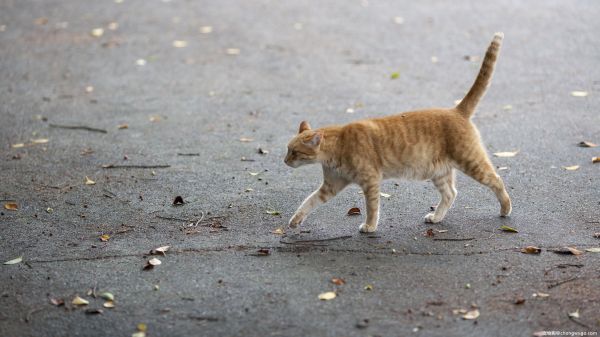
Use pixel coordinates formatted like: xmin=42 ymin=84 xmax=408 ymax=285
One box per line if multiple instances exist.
xmin=500 ymin=204 xmax=512 ymax=217
xmin=423 ymin=213 xmax=441 ymax=223
xmin=288 ymin=213 xmax=305 ymax=228
xmin=359 ymin=223 xmax=377 ymax=233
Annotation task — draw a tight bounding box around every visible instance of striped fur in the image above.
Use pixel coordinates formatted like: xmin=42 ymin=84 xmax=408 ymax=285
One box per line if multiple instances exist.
xmin=285 ymin=34 xmax=511 ymax=233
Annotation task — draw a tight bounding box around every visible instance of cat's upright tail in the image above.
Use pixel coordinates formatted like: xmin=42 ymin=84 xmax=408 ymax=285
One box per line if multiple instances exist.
xmin=456 ymin=32 xmax=503 ymax=118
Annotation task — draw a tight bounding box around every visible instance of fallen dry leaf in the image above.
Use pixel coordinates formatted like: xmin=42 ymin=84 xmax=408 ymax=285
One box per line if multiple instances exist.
xmin=49 ymin=297 xmax=65 ymax=306
xmin=380 ymin=192 xmax=391 ymax=198
xmin=502 ymin=104 xmax=513 ymax=110
xmin=390 ymin=72 xmax=400 ymax=79
xmin=425 ymin=228 xmax=435 ymax=237
xmin=499 ymin=225 xmax=518 ymax=233
xmin=3 ymin=256 xmax=22 ymax=265
xmin=172 ymin=196 xmax=184 ymax=205
xmin=84 ymin=176 xmax=96 ymax=185
xmin=151 ymin=246 xmax=170 ymax=255
xmin=514 ymin=296 xmax=526 ymax=305
xmin=149 ymin=115 xmax=161 ymax=122
xmin=266 ymin=210 xmax=280 ymax=215
xmin=364 ymin=284 xmax=373 ymax=291
xmin=107 ymin=22 xmax=118 ymax=30
xmin=85 ymin=86 xmax=94 ymax=93
xmin=172 ymin=40 xmax=188 ymax=48
xmin=585 ymin=247 xmax=600 ymax=253
xmin=72 ymin=296 xmax=89 ymax=306
xmin=257 ymin=147 xmax=269 ymax=155
xmin=563 ymin=165 xmax=580 ymax=171
xmin=532 ymin=292 xmax=549 ymax=298
xmin=578 ymin=141 xmax=597 ymax=148
xmin=100 ymin=292 xmax=114 ymax=301
xmin=593 ymin=157 xmax=600 ymax=163
xmin=331 ymin=278 xmax=345 ymax=286
xmin=99 ymin=234 xmax=110 ymax=242
xmin=32 ymin=138 xmax=49 ymax=144
xmin=571 ymin=91 xmax=588 ymax=97
xmin=462 ymin=309 xmax=480 ymax=320
xmin=226 ymin=48 xmax=240 ymax=55
xmin=552 ymin=247 xmax=583 ymax=255
xmin=271 ymin=227 xmax=285 ymax=235
xmin=103 ymin=301 xmax=115 ymax=308
xmin=3 ymin=202 xmax=18 ymax=211
xmin=200 ymin=26 xmax=213 ymax=34
xmin=436 ymin=229 xmax=448 ymax=233
xmin=568 ymin=309 xmax=580 ymax=318
xmin=347 ymin=207 xmax=361 ymax=216
xmin=521 ymin=246 xmax=541 ymax=254
xmin=239 ymin=137 xmax=254 ymax=142
xmin=249 ymin=172 xmax=259 ymax=176
xmin=255 ymin=248 xmax=270 ymax=256
xmin=594 ymin=233 xmax=600 ymax=238
xmin=85 ymin=308 xmax=103 ymax=315
xmin=11 ymin=143 xmax=25 ymax=148
xmin=90 ymin=28 xmax=104 ymax=37
xmin=493 ymin=150 xmax=519 ymax=158
xmin=117 ymin=124 xmax=129 ymax=129
xmin=318 ymin=291 xmax=336 ymax=301
xmin=144 ymin=258 xmax=162 ymax=270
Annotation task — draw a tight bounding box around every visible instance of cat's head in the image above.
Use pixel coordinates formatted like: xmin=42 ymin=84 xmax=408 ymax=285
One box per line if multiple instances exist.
xmin=284 ymin=121 xmax=323 ymax=168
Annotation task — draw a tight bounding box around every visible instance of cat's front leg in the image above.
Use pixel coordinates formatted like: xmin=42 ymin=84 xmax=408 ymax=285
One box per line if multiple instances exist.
xmin=289 ymin=175 xmax=348 ymax=228
xmin=359 ymin=181 xmax=380 ymax=233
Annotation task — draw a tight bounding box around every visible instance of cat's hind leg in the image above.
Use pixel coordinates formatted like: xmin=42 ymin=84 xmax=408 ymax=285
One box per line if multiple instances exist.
xmin=457 ymin=148 xmax=512 ymax=217
xmin=358 ymin=179 xmax=381 ymax=233
xmin=424 ymin=170 xmax=457 ymax=223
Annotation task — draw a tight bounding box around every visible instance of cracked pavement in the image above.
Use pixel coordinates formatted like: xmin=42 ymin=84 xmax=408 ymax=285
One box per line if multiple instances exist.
xmin=1 ymin=0 xmax=599 ymax=336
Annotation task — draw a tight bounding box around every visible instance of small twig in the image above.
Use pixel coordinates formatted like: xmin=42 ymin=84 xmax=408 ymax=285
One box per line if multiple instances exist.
xmin=433 ymin=237 xmax=475 ymax=241
xmin=102 ymin=189 xmax=116 ymax=198
xmin=177 ymin=153 xmax=200 ymax=156
xmin=102 ymin=164 xmax=170 ymax=169
xmin=188 ymin=315 xmax=221 ymax=322
xmin=49 ymin=123 xmax=107 ymax=133
xmin=547 ymin=275 xmax=581 ymax=289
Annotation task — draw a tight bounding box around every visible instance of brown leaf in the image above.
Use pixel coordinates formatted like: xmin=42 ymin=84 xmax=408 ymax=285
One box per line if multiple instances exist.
xmin=592 ymin=157 xmax=600 ymax=164
xmin=331 ymin=278 xmax=346 ymax=286
xmin=578 ymin=141 xmax=597 ymax=148
xmin=552 ymin=247 xmax=583 ymax=255
xmin=117 ymin=124 xmax=128 ymax=129
xmin=3 ymin=202 xmax=18 ymax=211
xmin=425 ymin=229 xmax=435 ymax=237
xmin=49 ymin=297 xmax=65 ymax=306
xmin=99 ymin=234 xmax=110 ymax=242
xmin=85 ymin=308 xmax=103 ymax=315
xmin=347 ymin=207 xmax=361 ymax=216
xmin=521 ymin=246 xmax=541 ymax=254
xmin=514 ymin=296 xmax=526 ymax=305
xmin=255 ymin=248 xmax=270 ymax=256
xmin=593 ymin=233 xmax=600 ymax=239
xmin=173 ymin=196 xmax=184 ymax=205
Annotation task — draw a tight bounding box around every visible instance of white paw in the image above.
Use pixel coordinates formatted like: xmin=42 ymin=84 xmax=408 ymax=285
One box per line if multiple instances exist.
xmin=359 ymin=223 xmax=377 ymax=233
xmin=500 ymin=204 xmax=512 ymax=217
xmin=288 ymin=213 xmax=305 ymax=228
xmin=423 ymin=213 xmax=441 ymax=223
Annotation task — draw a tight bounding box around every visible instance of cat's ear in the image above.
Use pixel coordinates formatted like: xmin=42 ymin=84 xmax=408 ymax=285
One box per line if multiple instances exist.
xmin=303 ymin=131 xmax=323 ymax=147
xmin=298 ymin=121 xmax=311 ymax=133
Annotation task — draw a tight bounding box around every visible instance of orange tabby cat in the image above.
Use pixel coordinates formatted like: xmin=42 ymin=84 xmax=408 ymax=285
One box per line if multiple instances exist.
xmin=284 ymin=33 xmax=511 ymax=233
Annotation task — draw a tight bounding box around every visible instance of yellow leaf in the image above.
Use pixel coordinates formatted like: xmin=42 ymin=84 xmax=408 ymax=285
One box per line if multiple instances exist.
xmin=137 ymin=323 xmax=147 ymax=332
xmin=364 ymin=284 xmax=373 ymax=291
xmin=103 ymin=301 xmax=115 ymax=308
xmin=90 ymin=28 xmax=104 ymax=37
xmin=200 ymin=26 xmax=213 ymax=34
xmin=521 ymin=246 xmax=541 ymax=254
xmin=585 ymin=247 xmax=600 ymax=253
xmin=271 ymin=227 xmax=285 ymax=235
xmin=493 ymin=150 xmax=519 ymax=157
xmin=11 ymin=143 xmax=25 ymax=148
xmin=571 ymin=91 xmax=588 ymax=97
xmin=32 ymin=138 xmax=49 ymax=144
xmin=72 ymin=296 xmax=89 ymax=305
xmin=84 ymin=176 xmax=96 ymax=185
xmin=100 ymin=234 xmax=110 ymax=242
xmin=500 ymin=225 xmax=518 ymax=233
xmin=462 ymin=309 xmax=480 ymax=320
xmin=172 ymin=40 xmax=188 ymax=48
xmin=249 ymin=172 xmax=259 ymax=176
xmin=318 ymin=291 xmax=336 ymax=300
xmin=3 ymin=202 xmax=18 ymax=211
xmin=100 ymin=292 xmax=114 ymax=301
xmin=266 ymin=210 xmax=280 ymax=215
xmin=4 ymin=256 xmax=22 ymax=265
xmin=563 ymin=165 xmax=580 ymax=171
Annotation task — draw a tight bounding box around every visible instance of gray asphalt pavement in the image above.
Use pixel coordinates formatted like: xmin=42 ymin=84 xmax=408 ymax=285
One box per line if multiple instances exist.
xmin=1 ymin=1 xmax=599 ymax=336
